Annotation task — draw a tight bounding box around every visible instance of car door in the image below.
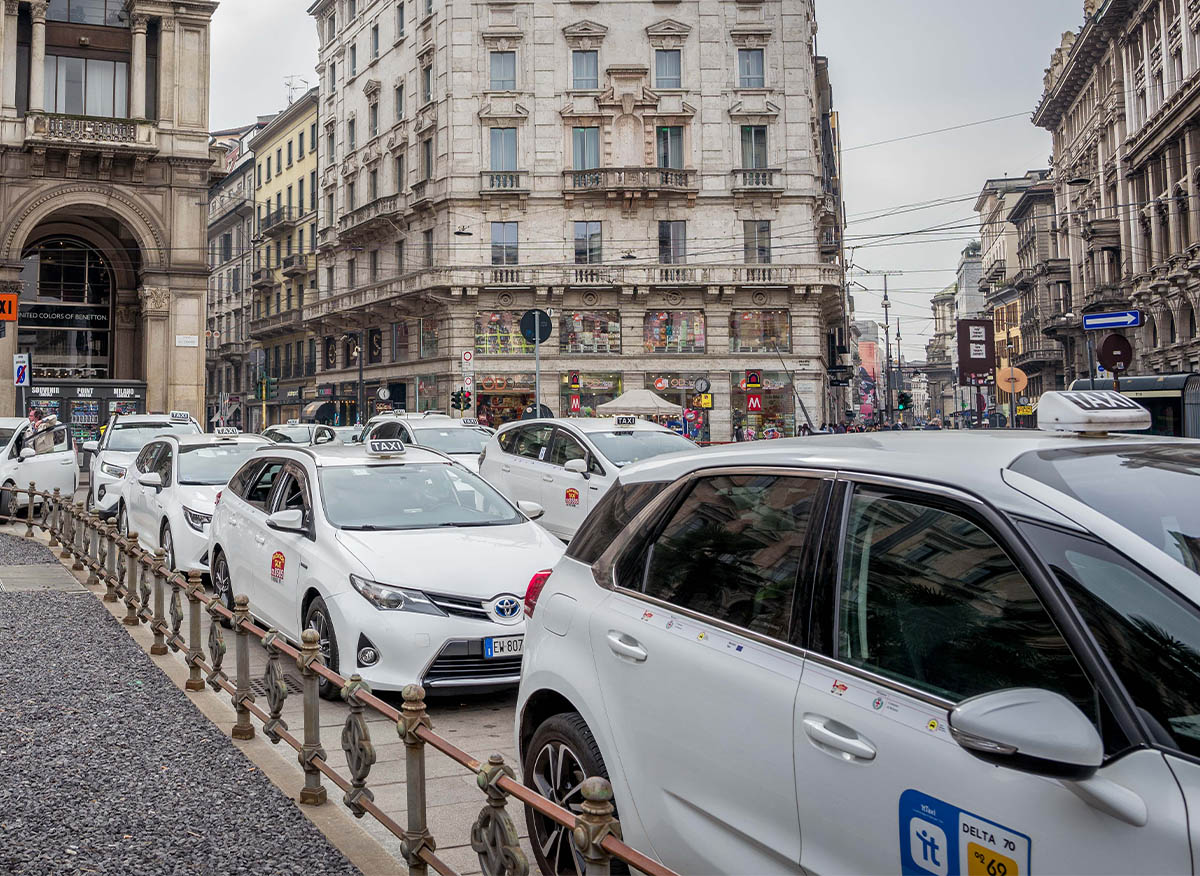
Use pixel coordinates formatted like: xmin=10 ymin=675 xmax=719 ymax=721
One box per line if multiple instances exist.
xmin=143 ymin=443 xmax=175 ymax=548
xmin=587 ymin=470 xmax=829 ymax=874
xmin=33 ymin=425 xmax=77 ymax=497
xmin=255 ymin=463 xmax=315 ymax=637
xmin=793 ymin=482 xmax=1191 ymax=876
xmin=499 ymin=424 xmax=554 ymax=510
xmin=19 ymin=424 xmax=66 ymax=496
xmin=540 ymin=428 xmax=595 ymax=538
xmin=127 ymin=442 xmax=163 ymax=539
xmin=230 ymin=458 xmax=286 ymax=607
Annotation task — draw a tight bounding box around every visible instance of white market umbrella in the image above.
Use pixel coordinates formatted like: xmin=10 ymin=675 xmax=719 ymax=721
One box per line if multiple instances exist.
xmin=596 ymin=388 xmax=683 ymax=417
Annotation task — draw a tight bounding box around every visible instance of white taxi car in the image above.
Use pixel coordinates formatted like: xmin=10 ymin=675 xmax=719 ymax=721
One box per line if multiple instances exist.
xmin=363 ymin=412 xmax=492 ymax=472
xmin=207 ymin=439 xmax=564 ymax=698
xmin=516 ymin=391 xmax=1200 ymax=876
xmin=261 ymin=421 xmax=340 ymax=445
xmin=0 ymin=417 xmax=77 ymax=515
xmin=116 ymin=429 xmax=269 ymax=573
xmin=479 ymin=416 xmax=695 ymax=539
xmin=83 ymin=411 xmax=202 ymax=518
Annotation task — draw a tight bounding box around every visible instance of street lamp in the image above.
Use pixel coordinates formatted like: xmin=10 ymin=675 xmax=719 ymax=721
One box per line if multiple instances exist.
xmin=342 ymin=329 xmax=365 ymax=425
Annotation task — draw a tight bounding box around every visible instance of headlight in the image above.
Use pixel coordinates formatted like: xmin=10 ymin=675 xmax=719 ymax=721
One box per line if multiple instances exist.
xmin=100 ymin=462 xmax=127 ymax=479
xmin=183 ymin=507 xmax=212 ymax=532
xmin=349 ymin=574 xmax=446 ymax=614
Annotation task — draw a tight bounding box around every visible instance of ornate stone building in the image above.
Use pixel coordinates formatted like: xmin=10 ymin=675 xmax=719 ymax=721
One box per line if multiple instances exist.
xmin=304 ymin=0 xmax=847 ymax=437
xmin=1034 ymin=0 xmax=1200 ymax=379
xmin=0 ymin=0 xmax=219 ymax=434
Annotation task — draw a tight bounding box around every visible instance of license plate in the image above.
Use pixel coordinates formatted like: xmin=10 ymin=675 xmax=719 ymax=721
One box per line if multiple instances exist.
xmin=484 ymin=635 xmax=524 ymax=659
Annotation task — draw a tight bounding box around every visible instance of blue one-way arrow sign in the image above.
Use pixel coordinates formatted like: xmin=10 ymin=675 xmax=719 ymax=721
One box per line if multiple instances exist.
xmin=1082 ymin=310 xmax=1141 ymax=330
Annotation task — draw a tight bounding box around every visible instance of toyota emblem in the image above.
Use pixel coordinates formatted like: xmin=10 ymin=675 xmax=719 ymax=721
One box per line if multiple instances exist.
xmin=493 ymin=596 xmax=521 ymax=620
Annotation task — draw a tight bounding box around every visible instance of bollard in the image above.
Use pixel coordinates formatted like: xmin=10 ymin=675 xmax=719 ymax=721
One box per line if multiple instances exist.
xmin=150 ymin=553 xmax=168 ymax=655
xmin=574 ymin=778 xmax=621 ymax=876
xmin=231 ymin=594 xmax=256 ymax=741
xmin=48 ymin=488 xmax=60 ymax=547
xmin=24 ymin=482 xmax=34 ymax=538
xmin=400 ymin=684 xmax=434 ymax=876
xmin=120 ymin=532 xmax=140 ymax=615
xmin=297 ymin=628 xmax=328 ymax=805
xmin=184 ymin=571 xmax=205 ymax=692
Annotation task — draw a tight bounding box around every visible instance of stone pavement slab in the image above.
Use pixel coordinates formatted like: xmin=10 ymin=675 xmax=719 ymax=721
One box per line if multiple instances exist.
xmin=0 ymin=563 xmax=85 ymax=592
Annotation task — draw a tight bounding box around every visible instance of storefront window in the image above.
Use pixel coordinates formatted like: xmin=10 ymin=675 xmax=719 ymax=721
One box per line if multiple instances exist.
xmin=730 ymin=309 xmax=790 ymax=353
xmin=419 ymin=318 xmax=440 ymax=358
xmin=643 ymin=310 xmax=705 ymax=353
xmin=392 ymin=322 xmax=410 ymax=362
xmin=475 ymin=311 xmax=534 ymax=356
xmin=476 ymin=373 xmax=538 ymax=427
xmin=730 ymin=370 xmax=794 ymax=440
xmin=645 ymin=373 xmax=710 ymax=442
xmin=560 ymin=310 xmax=620 ymax=354
xmin=367 ymin=328 xmax=383 ymax=364
xmin=415 ymin=374 xmax=439 ymax=412
xmin=561 ymin=372 xmax=621 ymax=417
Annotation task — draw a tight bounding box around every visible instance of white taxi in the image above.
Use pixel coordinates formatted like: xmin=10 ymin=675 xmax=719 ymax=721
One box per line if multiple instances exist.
xmin=363 ymin=411 xmax=492 ymax=472
xmin=83 ymin=411 xmax=202 ymax=518
xmin=207 ymin=439 xmax=564 ymax=698
xmin=0 ymin=417 xmax=77 ymax=515
xmin=516 ymin=391 xmax=1200 ymax=876
xmin=261 ymin=420 xmax=340 ymax=445
xmin=115 ymin=429 xmax=269 ymax=573
xmin=478 ymin=416 xmax=695 ymax=539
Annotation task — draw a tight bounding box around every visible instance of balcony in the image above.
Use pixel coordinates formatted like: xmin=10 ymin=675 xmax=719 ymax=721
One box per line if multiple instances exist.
xmin=261 ymin=207 xmax=301 ymax=234
xmin=250 ymin=268 xmax=276 ymax=290
xmin=1082 ymin=217 xmax=1121 ymax=251
xmin=218 ymin=339 xmax=251 ymax=358
xmin=479 ymin=170 xmax=530 ymax=198
xmin=1014 ymin=347 xmax=1063 ymax=369
xmin=730 ymin=168 xmax=784 ymax=194
xmin=24 ymin=112 xmax=157 ymax=154
xmin=281 ymin=253 xmax=310 ymax=278
xmin=248 ymin=308 xmax=303 ymax=340
xmin=562 ymin=167 xmax=698 ymax=205
xmin=338 ymin=194 xmax=400 ymax=238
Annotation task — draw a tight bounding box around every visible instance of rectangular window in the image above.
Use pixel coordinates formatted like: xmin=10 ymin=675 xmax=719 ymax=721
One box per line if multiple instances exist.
xmin=327 ymin=61 xmax=336 ymax=91
xmin=423 ymin=229 xmax=434 ymax=266
xmin=396 ymin=1 xmax=405 ymax=35
xmin=738 ymin=48 xmax=764 ymax=88
xmin=743 ymin=220 xmax=771 ymax=263
xmin=347 ymin=257 xmax=357 ymax=288
xmin=326 ymin=128 xmax=335 ymax=158
xmin=298 ymin=131 xmax=305 ymax=156
xmin=643 ymin=310 xmax=705 ymax=353
xmin=573 ymin=221 xmax=602 ymax=264
xmin=658 ymin=220 xmax=686 ymax=264
xmin=572 ymin=50 xmax=598 ymax=89
xmin=573 ymin=126 xmax=600 ymax=170
xmin=265 ymin=156 xmax=272 ymax=179
xmin=655 ymin=49 xmax=681 ymax=88
xmin=491 ymin=221 xmax=518 ymax=265
xmin=421 ymin=64 xmax=432 ymax=103
xmin=490 ymin=128 xmax=517 ymax=171
xmin=326 ymin=266 xmax=335 ymax=293
xmin=369 ymin=102 xmax=379 ymax=137
xmin=474 ymin=312 xmax=535 ymax=356
xmin=43 ymin=55 xmax=128 ymax=118
xmin=325 ymin=192 xmax=334 ymax=219
xmin=730 ymin=309 xmax=789 ymax=353
xmin=298 ymin=227 xmax=304 ymax=252
xmin=560 ymin=310 xmax=620 ymax=354
xmin=349 ymin=44 xmax=358 ymax=77
xmin=276 ymin=147 xmax=282 ymax=172
xmin=395 ymin=154 xmax=406 ymax=192
xmin=348 ymin=180 xmax=357 ymax=210
xmin=395 ymin=239 xmax=406 ymax=273
xmin=656 ymin=126 xmax=683 ymax=169
xmin=310 ymin=171 xmax=317 ymax=209
xmin=421 ymin=137 xmax=433 ymax=178
xmin=287 ymin=140 xmax=293 ymax=166
xmin=490 ymin=51 xmax=516 ymax=91
xmin=419 ymin=318 xmax=440 ymax=358
xmin=395 ymin=83 xmax=405 ymax=118
xmin=741 ymin=125 xmax=767 ymax=168
xmin=310 ymin=222 xmax=317 ymax=251
xmin=424 ymin=0 xmax=432 ymax=15
xmin=371 ymin=24 xmax=380 ymax=58
xmin=286 ymin=185 xmax=294 ymax=212
xmin=370 ymin=250 xmax=380 ymax=282
xmin=310 ymin=122 xmax=317 ymax=150
xmin=347 ymin=118 xmax=356 ymax=150
xmin=327 ymin=14 xmax=336 ymax=42
xmin=369 ymin=168 xmax=378 ymax=200
xmin=348 ymin=0 xmax=357 ymax=17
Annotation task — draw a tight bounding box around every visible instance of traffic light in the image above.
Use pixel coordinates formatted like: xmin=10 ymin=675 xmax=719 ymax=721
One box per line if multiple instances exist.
xmin=451 ymin=389 xmax=466 ymax=410
xmin=898 ymin=391 xmax=912 ymax=411
xmin=266 ymin=376 xmax=279 ymax=400
xmin=462 ymin=389 xmax=472 ymax=409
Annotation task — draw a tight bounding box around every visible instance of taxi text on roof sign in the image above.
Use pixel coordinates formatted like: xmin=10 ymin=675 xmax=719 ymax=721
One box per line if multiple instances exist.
xmin=287 ymin=418 xmax=300 ymax=426
xmin=368 ymin=439 xmax=406 ymax=456
xmin=615 ymin=415 xmax=637 ymax=427
xmin=169 ymin=410 xmax=190 ymax=423
xmin=214 ymin=426 xmax=239 ymax=437
xmin=1036 ymin=390 xmax=1151 ymax=433
xmin=461 ymin=417 xmax=479 ymax=426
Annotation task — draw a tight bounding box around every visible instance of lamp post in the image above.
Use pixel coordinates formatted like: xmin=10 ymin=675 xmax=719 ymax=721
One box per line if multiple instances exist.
xmin=342 ymin=329 xmax=365 ymax=425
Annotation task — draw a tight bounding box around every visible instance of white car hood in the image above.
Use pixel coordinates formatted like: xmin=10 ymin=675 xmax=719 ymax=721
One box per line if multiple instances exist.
xmin=446 ymin=453 xmax=481 ymax=472
xmin=176 ymin=483 xmax=221 ymax=514
xmin=98 ymin=450 xmax=138 ymax=468
xmin=334 ymin=523 xmax=563 ymax=599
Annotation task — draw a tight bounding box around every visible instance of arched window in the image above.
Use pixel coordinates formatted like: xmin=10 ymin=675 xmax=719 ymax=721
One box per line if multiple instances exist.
xmin=1185 ymin=302 xmax=1197 ymax=339
xmin=1150 ymin=315 xmax=1160 ymax=348
xmin=1168 ymin=312 xmax=1177 ymax=344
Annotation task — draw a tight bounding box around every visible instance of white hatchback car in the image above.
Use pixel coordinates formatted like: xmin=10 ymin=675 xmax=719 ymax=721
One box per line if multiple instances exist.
xmin=478 ymin=416 xmax=695 ymax=539
xmin=516 ymin=391 xmax=1200 ymax=876
xmin=116 ymin=430 xmax=269 ymax=573
xmin=362 ymin=412 xmax=492 ymax=471
xmin=84 ymin=411 xmax=202 ymax=518
xmin=0 ymin=417 xmax=77 ymax=515
xmin=207 ymin=439 xmax=564 ymax=698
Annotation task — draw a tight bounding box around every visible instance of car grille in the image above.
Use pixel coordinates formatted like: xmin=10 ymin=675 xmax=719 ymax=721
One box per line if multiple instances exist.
xmin=421 ymin=639 xmax=522 ymax=688
xmin=427 ymin=592 xmax=491 ymax=621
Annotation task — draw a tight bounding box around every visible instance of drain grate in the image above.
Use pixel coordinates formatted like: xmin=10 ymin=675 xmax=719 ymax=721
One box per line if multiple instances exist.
xmin=249 ymin=671 xmax=305 ymax=699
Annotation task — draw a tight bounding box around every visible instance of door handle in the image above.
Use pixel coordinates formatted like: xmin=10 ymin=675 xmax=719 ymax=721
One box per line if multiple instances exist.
xmin=254 ymin=534 xmax=266 ymax=545
xmin=542 ymin=475 xmax=554 ymax=483
xmin=606 ymin=631 xmax=647 ymax=663
xmin=802 ymin=715 xmax=876 ymax=762
xmin=501 ymin=465 xmax=511 ymax=472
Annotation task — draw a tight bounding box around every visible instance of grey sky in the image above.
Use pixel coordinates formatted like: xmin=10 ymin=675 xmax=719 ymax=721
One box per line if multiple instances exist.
xmin=208 ymin=0 xmax=1082 ymax=358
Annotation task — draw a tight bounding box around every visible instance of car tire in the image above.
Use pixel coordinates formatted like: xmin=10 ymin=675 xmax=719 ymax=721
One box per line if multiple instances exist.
xmin=524 ymin=713 xmax=627 ymax=876
xmin=160 ymin=522 xmax=176 ymax=572
xmin=85 ymin=487 xmax=94 ymax=512
xmin=116 ymin=503 xmax=128 ymax=537
xmin=303 ymin=596 xmax=340 ymax=700
xmin=210 ymin=549 xmax=234 ymax=628
xmin=0 ymin=481 xmax=13 ymax=520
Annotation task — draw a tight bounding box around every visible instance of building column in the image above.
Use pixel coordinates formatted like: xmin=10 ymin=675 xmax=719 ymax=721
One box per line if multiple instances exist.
xmin=139 ymin=285 xmax=171 ymax=412
xmin=130 ymin=15 xmax=149 ymax=121
xmin=1187 ymin=127 xmax=1200 ymax=249
xmin=1 ymin=0 xmax=18 ymax=117
xmin=28 ymin=0 xmax=47 ymax=113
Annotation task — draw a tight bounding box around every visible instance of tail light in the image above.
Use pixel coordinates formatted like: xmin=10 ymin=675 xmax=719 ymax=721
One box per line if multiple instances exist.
xmin=214 ymin=490 xmax=222 ymax=507
xmin=525 ymin=569 xmax=552 ymax=618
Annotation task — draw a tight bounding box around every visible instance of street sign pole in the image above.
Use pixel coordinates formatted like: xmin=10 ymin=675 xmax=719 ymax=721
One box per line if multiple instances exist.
xmin=534 ymin=334 xmax=540 ymax=416
xmin=1086 ymin=335 xmax=1097 ymax=390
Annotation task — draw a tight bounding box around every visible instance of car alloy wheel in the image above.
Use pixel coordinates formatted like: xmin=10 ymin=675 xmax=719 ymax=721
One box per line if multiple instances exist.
xmin=304 ymin=597 xmax=340 ymax=700
xmin=116 ymin=504 xmax=128 ymax=537
xmin=211 ymin=550 xmax=234 ymax=622
xmin=161 ymin=524 xmax=176 ymax=572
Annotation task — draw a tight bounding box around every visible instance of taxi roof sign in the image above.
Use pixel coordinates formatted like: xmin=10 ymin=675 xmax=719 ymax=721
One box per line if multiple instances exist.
xmin=169 ymin=410 xmax=191 ymax=423
xmin=614 ymin=415 xmax=637 ymax=427
xmin=367 ymin=438 xmax=406 ymax=456
xmin=214 ymin=426 xmax=240 ymax=437
xmin=1037 ymin=390 xmax=1151 ymax=434
xmin=460 ymin=417 xmax=479 ymax=426
xmin=286 ymin=418 xmax=301 ymax=426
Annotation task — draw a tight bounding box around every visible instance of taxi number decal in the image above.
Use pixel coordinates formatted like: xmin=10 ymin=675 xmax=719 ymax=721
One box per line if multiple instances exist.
xmin=565 ymin=487 xmax=580 ymax=507
xmin=270 ymin=551 xmax=286 ymax=583
xmin=900 ymin=789 xmax=1029 ymax=876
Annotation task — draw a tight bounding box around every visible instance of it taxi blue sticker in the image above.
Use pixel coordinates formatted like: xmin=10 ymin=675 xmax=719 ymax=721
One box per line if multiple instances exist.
xmin=900 ymin=789 xmax=1030 ymax=876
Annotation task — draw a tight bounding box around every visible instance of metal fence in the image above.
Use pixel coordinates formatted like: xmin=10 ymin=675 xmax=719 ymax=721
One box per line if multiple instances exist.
xmin=5 ymin=482 xmax=676 ymax=876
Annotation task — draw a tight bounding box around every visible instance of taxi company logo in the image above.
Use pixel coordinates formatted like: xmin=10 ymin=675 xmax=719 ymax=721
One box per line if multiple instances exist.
xmin=873 ymin=696 xmax=885 ymax=710
xmin=696 ymin=631 xmax=707 ymax=642
xmin=270 ymin=552 xmax=286 ymax=583
xmin=640 ymin=610 xmax=654 ymax=621
xmin=665 ymin=619 xmax=675 ymax=629
xmin=831 ymin=680 xmax=848 ymax=696
xmin=927 ymin=718 xmax=939 ymax=732
xmin=493 ymin=596 xmax=521 ymax=619
xmin=564 ymin=488 xmax=580 ymax=507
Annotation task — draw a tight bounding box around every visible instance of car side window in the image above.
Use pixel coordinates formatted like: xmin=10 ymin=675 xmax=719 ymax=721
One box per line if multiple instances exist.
xmin=244 ymin=461 xmax=284 ymax=511
xmin=837 ymin=490 xmax=1098 ymax=716
xmin=137 ymin=443 xmax=162 ymax=474
xmin=547 ymin=430 xmax=587 ymax=468
xmin=372 ymin=421 xmax=406 ymax=440
xmin=633 ymin=474 xmax=821 ymax=641
xmin=30 ymin=426 xmax=62 ymax=456
xmin=515 ymin=425 xmax=554 ymax=462
xmin=568 ymin=479 xmax=670 ymax=563
xmin=154 ymin=446 xmax=173 ymax=486
xmin=133 ymin=445 xmax=153 ymax=473
xmin=497 ymin=427 xmax=521 ymax=454
xmin=314 ymin=427 xmax=335 ymax=445
xmin=227 ymin=460 xmax=263 ymax=497
xmin=271 ymin=467 xmax=312 ymax=517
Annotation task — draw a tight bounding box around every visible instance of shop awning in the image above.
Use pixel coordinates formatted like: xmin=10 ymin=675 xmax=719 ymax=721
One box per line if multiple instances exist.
xmin=596 ymin=389 xmax=682 ymax=416
xmin=302 ymin=401 xmax=336 ymax=423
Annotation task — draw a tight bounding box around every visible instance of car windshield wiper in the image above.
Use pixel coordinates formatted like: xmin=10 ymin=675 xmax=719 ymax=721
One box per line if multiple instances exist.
xmin=443 ymin=520 xmax=511 ymax=527
xmin=339 ymin=524 xmax=399 ymax=531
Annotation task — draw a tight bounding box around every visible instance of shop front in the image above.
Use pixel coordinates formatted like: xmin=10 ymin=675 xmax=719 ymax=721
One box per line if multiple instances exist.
xmin=477 ymin=372 xmax=537 ymax=427
xmin=27 ymin=380 xmax=146 ymax=467
xmin=730 ymin=370 xmax=794 ymax=440
xmin=414 ymin=374 xmax=440 ymax=413
xmin=645 ymin=373 xmax=711 ymax=442
xmin=280 ymin=386 xmax=305 ymax=424
xmin=365 ymin=381 xmax=409 ymax=417
xmin=560 ymin=372 xmax=622 ymax=418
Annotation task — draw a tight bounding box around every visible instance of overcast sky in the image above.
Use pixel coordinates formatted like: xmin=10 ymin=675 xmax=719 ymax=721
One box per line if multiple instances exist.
xmin=209 ymin=0 xmax=1083 ymax=358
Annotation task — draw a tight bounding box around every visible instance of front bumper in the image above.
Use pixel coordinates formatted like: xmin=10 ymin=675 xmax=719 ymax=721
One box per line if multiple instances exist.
xmin=173 ymin=522 xmax=211 ymax=574
xmin=92 ymin=474 xmax=121 ymax=515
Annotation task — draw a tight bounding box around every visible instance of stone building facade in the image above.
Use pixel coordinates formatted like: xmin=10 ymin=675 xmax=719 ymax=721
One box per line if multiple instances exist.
xmin=1034 ymin=0 xmax=1200 ymax=379
xmin=304 ymin=0 xmax=846 ymax=438
xmin=0 ymin=0 xmax=219 ymax=429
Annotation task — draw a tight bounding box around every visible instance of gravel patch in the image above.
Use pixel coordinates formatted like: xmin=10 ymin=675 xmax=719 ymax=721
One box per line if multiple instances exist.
xmin=0 ymin=532 xmax=57 ymax=566
xmin=0 ymin=592 xmax=362 ymax=876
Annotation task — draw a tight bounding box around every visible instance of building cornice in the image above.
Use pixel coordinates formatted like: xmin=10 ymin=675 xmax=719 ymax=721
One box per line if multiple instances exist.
xmin=248 ymin=89 xmax=319 ymax=152
xmin=1033 ymin=0 xmax=1132 ymax=131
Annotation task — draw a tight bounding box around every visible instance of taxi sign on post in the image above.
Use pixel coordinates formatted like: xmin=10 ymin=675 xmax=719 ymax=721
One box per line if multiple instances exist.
xmin=1036 ymin=390 xmax=1151 ymax=433
xmin=214 ymin=426 xmax=240 ymax=437
xmin=614 ymin=415 xmax=637 ymax=427
xmin=367 ymin=439 xmax=406 ymax=456
xmin=169 ymin=410 xmax=190 ymax=423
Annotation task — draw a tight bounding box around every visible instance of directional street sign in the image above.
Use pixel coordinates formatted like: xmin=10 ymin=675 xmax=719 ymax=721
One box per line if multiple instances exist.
xmin=1082 ymin=310 xmax=1141 ymax=331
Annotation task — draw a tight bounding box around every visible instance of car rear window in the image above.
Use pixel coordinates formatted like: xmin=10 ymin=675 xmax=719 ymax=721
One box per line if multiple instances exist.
xmin=567 ymin=479 xmax=669 ymax=564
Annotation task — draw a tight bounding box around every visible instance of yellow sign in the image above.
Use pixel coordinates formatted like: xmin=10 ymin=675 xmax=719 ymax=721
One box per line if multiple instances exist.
xmin=698 ymin=393 xmax=713 ymax=409
xmin=967 ymin=842 xmax=1019 ymax=876
xmin=1017 ymin=405 xmax=1033 ymax=416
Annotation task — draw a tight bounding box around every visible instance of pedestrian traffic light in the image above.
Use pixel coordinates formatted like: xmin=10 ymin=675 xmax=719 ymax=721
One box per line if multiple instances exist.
xmin=898 ymin=391 xmax=912 ymax=411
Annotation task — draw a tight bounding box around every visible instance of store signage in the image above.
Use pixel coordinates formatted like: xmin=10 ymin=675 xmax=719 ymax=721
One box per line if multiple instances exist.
xmin=698 ymin=393 xmax=713 ymax=409
xmin=478 ymin=374 xmax=537 ymax=392
xmin=19 ymin=304 xmax=109 ymax=330
xmin=569 ymin=370 xmax=581 ymax=390
xmin=340 ymin=382 xmax=358 ymax=396
xmin=285 ymin=388 xmax=302 ymax=401
xmin=747 ymin=393 xmax=763 ymax=412
xmin=111 ymin=387 xmax=138 ymax=398
xmin=0 ymin=293 xmax=17 ymax=321
xmin=30 ymin=385 xmax=58 ymax=397
xmin=956 ymin=319 xmax=995 ymax=381
xmin=317 ymin=384 xmax=335 ymax=398
xmin=175 ymin=334 xmax=199 ymax=347
xmin=570 ymin=394 xmax=581 ymax=413
xmin=746 ymin=370 xmax=762 ymax=390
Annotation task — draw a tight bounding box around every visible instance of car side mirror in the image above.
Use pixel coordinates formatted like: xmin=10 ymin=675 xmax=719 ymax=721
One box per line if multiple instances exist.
xmin=563 ymin=458 xmax=588 ymax=477
xmin=138 ymin=472 xmax=163 ymax=490
xmin=266 ymin=508 xmax=307 ymax=533
xmin=517 ymin=500 xmax=545 ymax=521
xmin=82 ymin=440 xmax=99 ymax=453
xmin=315 ymin=432 xmax=333 ymax=445
xmin=18 ymin=447 xmax=36 ymax=461
xmin=949 ymin=688 xmax=1102 ymax=780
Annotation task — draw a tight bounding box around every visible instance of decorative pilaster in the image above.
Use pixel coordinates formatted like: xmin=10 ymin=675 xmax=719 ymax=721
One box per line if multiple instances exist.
xmin=1 ymin=1 xmax=18 ymax=117
xmin=28 ymin=1 xmax=47 ymax=113
xmin=130 ymin=14 xmax=149 ymax=120
xmin=139 ymin=285 xmax=171 ymax=412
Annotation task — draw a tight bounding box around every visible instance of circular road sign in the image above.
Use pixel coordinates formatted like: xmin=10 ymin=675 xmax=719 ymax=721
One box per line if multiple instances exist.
xmin=520 ymin=309 xmax=553 ymax=345
xmin=694 ymin=377 xmax=711 ymax=394
xmin=464 ymin=375 xmax=474 ymax=388
xmin=995 ymin=366 xmax=1028 ymax=396
xmin=1098 ymin=333 xmax=1134 ymax=373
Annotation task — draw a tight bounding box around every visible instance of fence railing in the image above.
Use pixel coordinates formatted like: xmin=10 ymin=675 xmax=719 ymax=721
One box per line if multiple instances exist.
xmin=4 ymin=483 xmax=675 ymax=876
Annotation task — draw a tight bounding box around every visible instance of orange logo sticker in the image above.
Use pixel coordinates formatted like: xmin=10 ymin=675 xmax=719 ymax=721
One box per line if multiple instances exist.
xmin=564 ymin=488 xmax=580 ymax=507
xmin=270 ymin=551 xmax=286 ymax=583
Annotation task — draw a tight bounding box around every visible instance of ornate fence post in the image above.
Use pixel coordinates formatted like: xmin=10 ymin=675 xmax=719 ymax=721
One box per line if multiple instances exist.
xmin=297 ymin=628 xmax=328 ymax=806
xmin=231 ymin=594 xmax=255 ymax=741
xmin=261 ymin=629 xmax=289 ymax=744
xmin=59 ymin=501 xmax=73 ymax=561
xmin=184 ymin=570 xmax=205 ymax=692
xmin=471 ymin=753 xmax=529 ymax=876
xmin=48 ymin=488 xmax=60 ymax=547
xmin=85 ymin=511 xmax=100 ymax=587
xmin=575 ymin=778 xmax=621 ymax=876
xmin=71 ymin=505 xmax=84 ymax=570
xmin=136 ymin=547 xmax=154 ymax=625
xmin=150 ymin=554 xmax=168 ymax=655
xmin=168 ymin=567 xmax=184 ymax=653
xmin=122 ymin=535 xmax=141 ymax=619
xmin=399 ymin=684 xmax=435 ymax=876
xmin=24 ymin=482 xmax=35 ymax=538
xmin=340 ymin=675 xmax=376 ymax=817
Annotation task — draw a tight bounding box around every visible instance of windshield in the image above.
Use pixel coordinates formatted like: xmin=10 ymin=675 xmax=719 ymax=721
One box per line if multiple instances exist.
xmin=319 ymin=462 xmax=524 ymax=529
xmin=586 ymin=430 xmax=695 ymax=467
xmin=410 ymin=427 xmax=490 ymax=455
xmin=178 ymin=443 xmax=264 ymax=485
xmin=106 ymin=422 xmax=199 ymax=452
xmin=1010 ymin=444 xmax=1200 ymax=572
xmin=267 ymin=426 xmax=315 ymax=443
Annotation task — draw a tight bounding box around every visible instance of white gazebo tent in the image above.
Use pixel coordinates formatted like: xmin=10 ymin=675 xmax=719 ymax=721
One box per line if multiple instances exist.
xmin=596 ymin=388 xmax=683 ymax=417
